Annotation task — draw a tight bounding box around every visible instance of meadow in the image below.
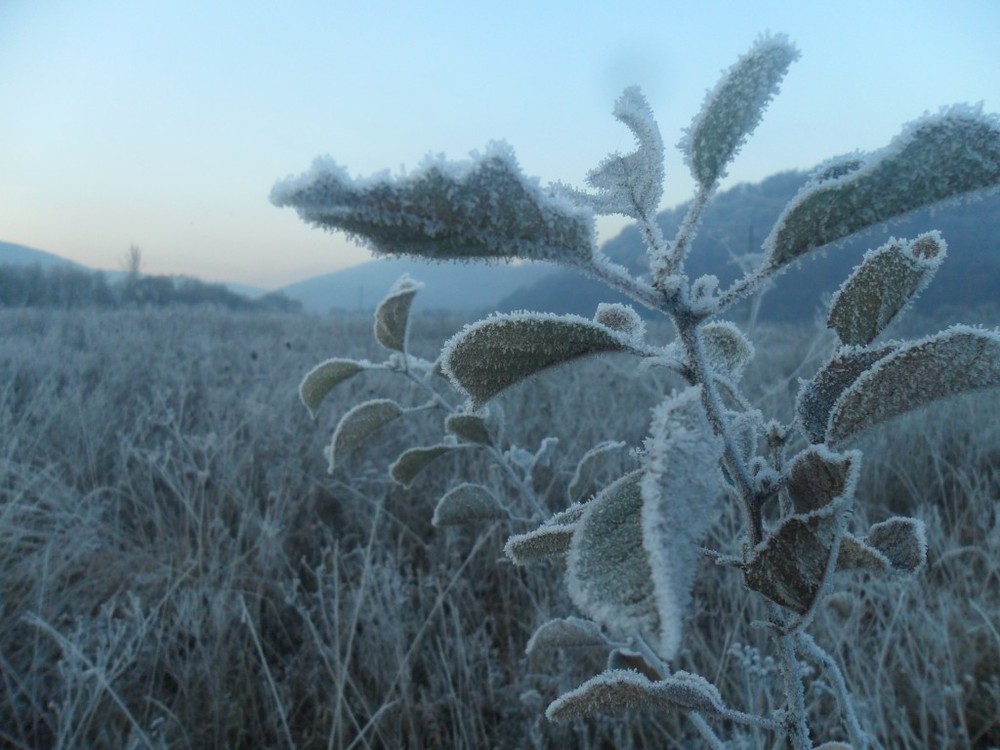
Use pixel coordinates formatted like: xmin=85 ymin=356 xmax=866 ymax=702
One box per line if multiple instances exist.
xmin=0 ymin=304 xmax=997 ymax=749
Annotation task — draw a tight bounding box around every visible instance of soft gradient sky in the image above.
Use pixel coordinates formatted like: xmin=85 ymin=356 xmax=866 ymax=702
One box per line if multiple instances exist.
xmin=2 ymin=1 xmax=998 ymax=289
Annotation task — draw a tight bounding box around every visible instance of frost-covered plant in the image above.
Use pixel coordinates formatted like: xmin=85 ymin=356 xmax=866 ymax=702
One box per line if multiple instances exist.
xmin=273 ymin=34 xmax=1000 ymax=749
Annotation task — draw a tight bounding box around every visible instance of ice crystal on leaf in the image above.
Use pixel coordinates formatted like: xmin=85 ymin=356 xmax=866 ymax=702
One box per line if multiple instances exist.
xmin=271 ymin=142 xmax=596 ymax=264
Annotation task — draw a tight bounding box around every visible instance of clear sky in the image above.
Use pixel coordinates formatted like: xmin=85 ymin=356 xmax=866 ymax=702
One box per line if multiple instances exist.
xmin=2 ymin=1 xmax=998 ymax=289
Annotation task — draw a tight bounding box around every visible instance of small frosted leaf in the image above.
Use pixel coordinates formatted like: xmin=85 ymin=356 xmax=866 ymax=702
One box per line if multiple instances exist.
xmin=828 ymin=232 xmax=947 ymax=346
xmin=327 ymin=399 xmax=403 ymax=472
xmin=504 ymin=505 xmax=584 ymax=564
xmin=745 ymin=511 xmax=839 ymax=614
xmin=444 ymin=412 xmax=495 ymax=446
xmin=432 ymin=483 xmax=503 ymax=526
xmin=594 ymin=303 xmax=645 ymax=341
xmin=680 ymin=33 xmax=799 ymax=190
xmin=786 ymin=445 xmax=861 ymax=514
xmin=606 ymin=648 xmax=663 ymax=681
xmin=866 ymin=516 xmax=927 ymax=573
xmin=836 ymin=534 xmax=892 ymax=573
xmin=828 ymin=326 xmax=1000 ymax=447
xmin=566 ymin=471 xmax=660 ymax=647
xmin=796 ymin=345 xmax=897 ymax=443
xmin=525 ymin=617 xmax=607 ymax=657
xmin=271 ymin=142 xmax=595 ymax=264
xmin=581 ymin=86 xmax=665 ymax=219
xmin=701 ymin=321 xmax=755 ymax=382
xmin=641 ymin=386 xmax=724 ymax=659
xmin=568 ymin=440 xmax=627 ymax=503
xmin=389 ymin=445 xmax=456 ymax=488
xmin=766 ymin=106 xmax=1000 ymax=269
xmin=442 ymin=313 xmax=641 ymax=409
xmin=299 ymin=358 xmax=366 ymax=419
xmin=374 ymin=275 xmax=423 ymax=352
xmin=545 ymin=669 xmax=724 ymax=722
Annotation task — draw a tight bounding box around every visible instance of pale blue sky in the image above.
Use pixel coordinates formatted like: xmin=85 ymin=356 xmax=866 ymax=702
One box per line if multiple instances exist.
xmin=2 ymin=1 xmax=998 ymax=288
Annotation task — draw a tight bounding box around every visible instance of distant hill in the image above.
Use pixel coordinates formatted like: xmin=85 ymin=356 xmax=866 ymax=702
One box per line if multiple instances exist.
xmin=0 ymin=242 xmax=84 ymax=269
xmin=278 ymin=258 xmax=557 ymax=315
xmin=496 ymin=171 xmax=1000 ymax=323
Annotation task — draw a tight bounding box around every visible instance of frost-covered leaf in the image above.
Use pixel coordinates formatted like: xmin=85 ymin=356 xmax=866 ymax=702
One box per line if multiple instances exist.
xmin=681 ymin=34 xmax=799 ymax=191
xmin=327 ymin=399 xmax=403 ymax=472
xmin=271 ymin=142 xmax=595 ymax=264
xmin=594 ymin=303 xmax=645 ymax=341
xmin=796 ymin=345 xmax=897 ymax=443
xmin=786 ymin=445 xmax=860 ymax=514
xmin=766 ymin=106 xmax=1000 ymax=269
xmin=581 ymin=87 xmax=665 ymax=218
xmin=374 ymin=275 xmax=422 ymax=352
xmin=432 ymin=483 xmax=503 ymax=526
xmin=504 ymin=503 xmax=585 ymax=564
xmin=836 ymin=534 xmax=891 ymax=573
xmin=299 ymin=358 xmax=367 ymax=419
xmin=566 ymin=471 xmax=660 ymax=647
xmin=866 ymin=516 xmax=927 ymax=573
xmin=701 ymin=321 xmax=754 ymax=382
xmin=568 ymin=440 xmax=627 ymax=503
xmin=828 ymin=326 xmax=1000 ymax=447
xmin=390 ymin=445 xmax=456 ymax=488
xmin=444 ymin=412 xmax=496 ymax=446
xmin=744 ymin=510 xmax=840 ymax=614
xmin=606 ymin=648 xmax=663 ymax=681
xmin=545 ymin=669 xmax=724 ymax=722
xmin=641 ymin=386 xmax=724 ymax=660
xmin=828 ymin=232 xmax=947 ymax=346
xmin=442 ymin=313 xmax=643 ymax=409
xmin=525 ymin=617 xmax=607 ymax=657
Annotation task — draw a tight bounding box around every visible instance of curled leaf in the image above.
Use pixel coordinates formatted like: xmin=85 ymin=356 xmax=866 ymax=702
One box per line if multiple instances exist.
xmin=525 ymin=617 xmax=607 ymax=657
xmin=766 ymin=106 xmax=1000 ymax=269
xmin=390 ymin=445 xmax=457 ymax=488
xmin=796 ymin=345 xmax=897 ymax=444
xmin=442 ymin=313 xmax=644 ymax=409
xmin=432 ymin=483 xmax=503 ymax=526
xmin=271 ymin=142 xmax=595 ymax=264
xmin=681 ymin=33 xmax=799 ymax=191
xmin=327 ymin=399 xmax=403 ymax=473
xmin=546 ymin=669 xmax=724 ymax=722
xmin=828 ymin=326 xmax=1000 ymax=447
xmin=828 ymin=232 xmax=947 ymax=346
xmin=299 ymin=358 xmax=366 ymax=419
xmin=374 ymin=275 xmax=423 ymax=352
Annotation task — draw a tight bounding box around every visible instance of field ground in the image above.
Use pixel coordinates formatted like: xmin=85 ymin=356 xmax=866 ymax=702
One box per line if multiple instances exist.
xmin=0 ymin=305 xmax=997 ymax=749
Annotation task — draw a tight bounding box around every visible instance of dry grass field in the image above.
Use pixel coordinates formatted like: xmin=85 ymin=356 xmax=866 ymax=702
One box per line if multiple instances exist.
xmin=0 ymin=305 xmax=996 ymax=749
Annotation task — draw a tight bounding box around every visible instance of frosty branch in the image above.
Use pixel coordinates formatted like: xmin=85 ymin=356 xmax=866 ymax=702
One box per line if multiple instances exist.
xmin=275 ymin=33 xmax=1000 ymax=750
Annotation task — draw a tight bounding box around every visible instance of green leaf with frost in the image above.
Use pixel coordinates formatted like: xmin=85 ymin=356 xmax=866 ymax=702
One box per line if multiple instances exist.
xmin=837 ymin=517 xmax=926 ymax=574
xmin=594 ymin=302 xmax=645 ymax=341
xmin=444 ymin=412 xmax=495 ymax=446
xmin=390 ymin=445 xmax=457 ymax=488
xmin=299 ymin=358 xmax=366 ymax=419
xmin=374 ymin=275 xmax=422 ymax=352
xmin=327 ymin=399 xmax=404 ymax=473
xmin=432 ymin=483 xmax=503 ymax=526
xmin=786 ymin=445 xmax=860 ymax=514
xmin=505 ymin=503 xmax=586 ymax=564
xmin=828 ymin=232 xmax=946 ymax=346
xmin=546 ymin=669 xmax=724 ymax=722
xmin=701 ymin=321 xmax=754 ymax=382
xmin=641 ymin=386 xmax=724 ymax=660
xmin=566 ymin=471 xmax=661 ymax=647
xmin=681 ymin=33 xmax=799 ymax=191
xmin=525 ymin=617 xmax=607 ymax=657
xmin=766 ymin=106 xmax=1000 ymax=269
xmin=828 ymin=326 xmax=1000 ymax=447
xmin=271 ymin=142 xmax=595 ymax=264
xmin=442 ymin=313 xmax=645 ymax=409
xmin=745 ymin=510 xmax=841 ymax=614
xmin=796 ymin=345 xmax=897 ymax=444
xmin=581 ymin=87 xmax=665 ymax=219
xmin=836 ymin=534 xmax=892 ymax=573
xmin=568 ymin=440 xmax=627 ymax=503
